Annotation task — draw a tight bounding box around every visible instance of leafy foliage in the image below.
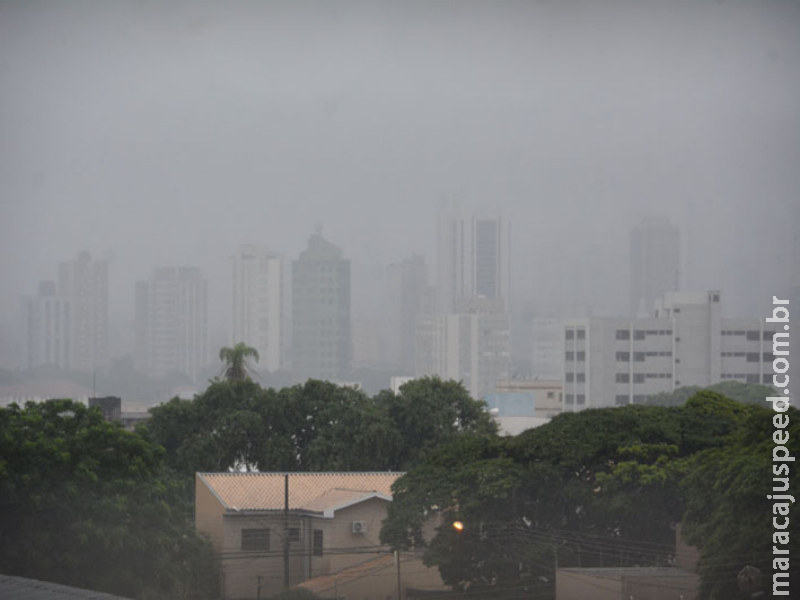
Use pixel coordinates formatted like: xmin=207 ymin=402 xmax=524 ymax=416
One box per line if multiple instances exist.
xmin=219 ymin=341 xmax=260 ymax=381
xmin=0 ymin=400 xmax=219 ymax=599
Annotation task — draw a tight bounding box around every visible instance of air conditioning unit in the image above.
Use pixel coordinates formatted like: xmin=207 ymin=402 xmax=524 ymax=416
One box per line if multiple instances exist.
xmin=352 ymin=521 xmax=368 ymax=534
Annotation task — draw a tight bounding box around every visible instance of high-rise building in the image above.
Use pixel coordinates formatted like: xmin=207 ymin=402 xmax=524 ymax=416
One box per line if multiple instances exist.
xmin=385 ymin=255 xmax=431 ymax=373
xmin=22 ymin=281 xmax=71 ymax=370
xmin=436 ymin=209 xmax=510 ymax=313
xmin=231 ymin=245 xmax=283 ymax=373
xmin=415 ymin=297 xmax=510 ymax=399
xmin=135 ymin=267 xmax=208 ymax=382
xmin=629 ymin=217 xmax=680 ymax=317
xmin=291 ymin=232 xmax=351 ymax=381
xmin=562 ymin=291 xmax=781 ymax=411
xmin=57 ymin=251 xmax=108 ymax=373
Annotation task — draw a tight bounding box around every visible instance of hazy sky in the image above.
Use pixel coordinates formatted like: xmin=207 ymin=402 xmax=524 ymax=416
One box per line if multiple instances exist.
xmin=2 ymin=1 xmax=798 ymax=358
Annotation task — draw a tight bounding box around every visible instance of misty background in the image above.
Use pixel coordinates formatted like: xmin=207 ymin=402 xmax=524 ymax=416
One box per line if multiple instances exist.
xmin=1 ymin=0 xmax=798 ymax=374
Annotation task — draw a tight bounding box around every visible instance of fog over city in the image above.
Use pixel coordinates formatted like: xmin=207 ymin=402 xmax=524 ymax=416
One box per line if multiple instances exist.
xmin=1 ymin=0 xmax=798 ymax=365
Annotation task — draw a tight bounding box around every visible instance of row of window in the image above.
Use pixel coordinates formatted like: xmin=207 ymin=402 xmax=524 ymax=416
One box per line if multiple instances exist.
xmin=721 ymin=374 xmax=774 ymax=384
xmin=722 ymin=330 xmax=778 ymax=340
xmin=565 ymin=351 xmax=585 ymax=361
xmin=565 ymin=330 xmax=586 ymax=340
xmin=615 ymin=351 xmax=673 ymax=361
xmin=564 ymin=394 xmax=586 ymax=404
xmin=241 ymin=528 xmax=323 ymax=556
xmin=615 ymin=329 xmax=673 ymax=340
xmin=615 ymin=373 xmax=672 ymax=383
xmin=615 ymin=394 xmax=653 ymax=405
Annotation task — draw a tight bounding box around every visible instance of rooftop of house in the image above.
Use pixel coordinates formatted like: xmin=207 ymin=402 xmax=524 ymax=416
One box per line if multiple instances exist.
xmin=197 ymin=472 xmax=401 ymax=515
xmin=0 ymin=574 xmax=132 ymax=600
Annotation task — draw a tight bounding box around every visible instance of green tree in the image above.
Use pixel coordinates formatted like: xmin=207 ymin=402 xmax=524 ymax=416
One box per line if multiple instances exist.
xmin=0 ymin=400 xmax=218 ymax=599
xmin=219 ymin=342 xmax=260 ymax=381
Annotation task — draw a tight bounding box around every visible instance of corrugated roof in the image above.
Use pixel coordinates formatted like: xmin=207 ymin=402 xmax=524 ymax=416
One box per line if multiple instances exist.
xmin=0 ymin=574 xmax=132 ymax=599
xmin=198 ymin=472 xmax=401 ymax=512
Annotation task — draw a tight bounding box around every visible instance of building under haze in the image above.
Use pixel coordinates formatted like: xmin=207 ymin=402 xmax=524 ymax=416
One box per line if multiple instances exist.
xmin=291 ymin=232 xmax=351 ymax=382
xmin=57 ymin=252 xmax=108 ymax=374
xmin=629 ymin=217 xmax=680 ymax=317
xmin=231 ymin=245 xmax=283 ymax=373
xmin=384 ymin=255 xmax=432 ymax=373
xmin=135 ymin=267 xmax=208 ymax=383
xmin=415 ymin=297 xmax=510 ymax=399
xmin=22 ymin=281 xmax=71 ymax=370
xmin=436 ymin=209 xmax=510 ymax=313
xmin=562 ymin=291 xmax=782 ymax=411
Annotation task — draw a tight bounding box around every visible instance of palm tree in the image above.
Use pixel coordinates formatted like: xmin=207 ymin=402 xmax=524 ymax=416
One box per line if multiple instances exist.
xmin=219 ymin=342 xmax=260 ymax=381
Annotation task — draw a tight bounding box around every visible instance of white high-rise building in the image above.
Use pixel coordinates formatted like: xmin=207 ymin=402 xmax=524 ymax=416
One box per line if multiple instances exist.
xmin=562 ymin=291 xmax=782 ymax=411
xmin=135 ymin=267 xmax=208 ymax=382
xmin=232 ymin=245 xmax=284 ymax=373
xmin=436 ymin=208 xmax=510 ymax=313
xmin=415 ymin=298 xmax=510 ymax=399
xmin=57 ymin=252 xmax=108 ymax=374
xmin=629 ymin=217 xmax=680 ymax=317
xmin=22 ymin=281 xmax=71 ymax=370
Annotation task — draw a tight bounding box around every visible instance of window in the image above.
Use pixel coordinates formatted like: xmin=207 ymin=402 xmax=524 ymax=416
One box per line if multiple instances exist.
xmin=565 ymin=394 xmax=574 ymax=404
xmin=287 ymin=528 xmax=300 ymax=543
xmin=565 ymin=351 xmax=574 ymax=361
xmin=241 ymin=528 xmax=270 ymax=551
xmin=616 ymin=373 xmax=629 ymax=383
xmin=615 ymin=395 xmax=628 ymax=406
xmin=746 ymin=331 xmax=759 ymax=341
xmin=616 ymin=329 xmax=630 ymax=340
xmin=577 ymin=329 xmax=586 ymax=340
xmin=576 ymin=394 xmax=586 ymax=405
xmin=546 ymin=391 xmax=554 ymax=399
xmin=633 ymin=352 xmax=645 ymax=362
xmin=313 ymin=529 xmax=323 ymax=556
xmin=746 ymin=374 xmax=759 ymax=384
xmin=565 ymin=330 xmax=574 ymax=340
xmin=633 ymin=373 xmax=645 ymax=383
xmin=566 ymin=373 xmax=574 ymax=383
xmin=764 ymin=374 xmax=773 ymax=384
xmin=576 ymin=373 xmax=585 ymax=383
xmin=616 ymin=351 xmax=630 ymax=361
xmin=633 ymin=330 xmax=645 ymax=340
xmin=576 ymin=351 xmax=585 ymax=362
xmin=746 ymin=353 xmax=759 ymax=363
xmin=763 ymin=353 xmax=773 ymax=363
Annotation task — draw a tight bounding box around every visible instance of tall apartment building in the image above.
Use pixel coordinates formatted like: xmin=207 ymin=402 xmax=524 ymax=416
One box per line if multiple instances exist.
xmin=135 ymin=267 xmax=208 ymax=382
xmin=562 ymin=291 xmax=782 ymax=411
xmin=436 ymin=209 xmax=510 ymax=313
xmin=415 ymin=297 xmax=510 ymax=399
xmin=57 ymin=252 xmax=108 ymax=373
xmin=22 ymin=281 xmax=71 ymax=370
xmin=385 ymin=255 xmax=431 ymax=373
xmin=231 ymin=245 xmax=283 ymax=373
xmin=629 ymin=217 xmax=680 ymax=317
xmin=291 ymin=233 xmax=351 ymax=382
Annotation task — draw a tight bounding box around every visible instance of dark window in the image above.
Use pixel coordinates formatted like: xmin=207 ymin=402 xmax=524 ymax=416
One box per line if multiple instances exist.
xmin=242 ymin=528 xmax=270 ymax=551
xmin=616 ymin=329 xmax=630 ymax=340
xmin=633 ymin=330 xmax=645 ymax=340
xmin=633 ymin=373 xmax=645 ymax=383
xmin=616 ymin=351 xmax=630 ymax=361
xmin=576 ymin=373 xmax=586 ymax=383
xmin=616 ymin=373 xmax=629 ymax=383
xmin=763 ymin=374 xmax=772 ymax=384
xmin=576 ymin=351 xmax=585 ymax=361
xmin=287 ymin=528 xmax=300 ymax=543
xmin=565 ymin=351 xmax=574 ymax=361
xmin=565 ymin=330 xmax=574 ymax=340
xmin=633 ymin=352 xmax=645 ymax=362
xmin=576 ymin=394 xmax=586 ymax=405
xmin=746 ymin=374 xmax=759 ymax=384
xmin=566 ymin=373 xmax=574 ymax=382
xmin=313 ymin=529 xmax=323 ymax=556
xmin=577 ymin=330 xmax=586 ymax=340
xmin=746 ymin=353 xmax=759 ymax=363
xmin=615 ymin=395 xmax=628 ymax=406
xmin=764 ymin=331 xmax=774 ymax=341
xmin=547 ymin=391 xmax=554 ymax=399
xmin=764 ymin=353 xmax=773 ymax=362
xmin=746 ymin=331 xmax=759 ymax=341
xmin=565 ymin=394 xmax=574 ymax=404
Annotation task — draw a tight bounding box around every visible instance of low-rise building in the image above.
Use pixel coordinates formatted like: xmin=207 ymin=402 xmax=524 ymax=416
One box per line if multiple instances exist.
xmin=195 ymin=472 xmax=445 ymax=600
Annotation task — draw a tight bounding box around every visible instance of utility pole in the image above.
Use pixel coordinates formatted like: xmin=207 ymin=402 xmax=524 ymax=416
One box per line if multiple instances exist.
xmin=395 ymin=550 xmax=402 ymax=600
xmin=284 ymin=474 xmax=290 ymax=589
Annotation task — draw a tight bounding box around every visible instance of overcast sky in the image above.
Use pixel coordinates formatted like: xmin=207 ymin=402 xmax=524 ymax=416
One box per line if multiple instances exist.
xmin=2 ymin=0 xmax=798 ymax=358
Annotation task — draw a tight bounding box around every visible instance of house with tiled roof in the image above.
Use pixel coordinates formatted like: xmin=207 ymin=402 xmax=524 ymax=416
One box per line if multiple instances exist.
xmin=195 ymin=472 xmax=446 ymax=600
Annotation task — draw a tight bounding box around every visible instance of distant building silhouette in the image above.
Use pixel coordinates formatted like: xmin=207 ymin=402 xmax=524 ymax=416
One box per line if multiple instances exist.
xmin=22 ymin=281 xmax=71 ymax=370
xmin=291 ymin=232 xmax=351 ymax=381
xmin=629 ymin=217 xmax=680 ymax=317
xmin=385 ymin=255 xmax=431 ymax=373
xmin=135 ymin=267 xmax=208 ymax=382
xmin=57 ymin=252 xmax=108 ymax=373
xmin=231 ymin=245 xmax=284 ymax=373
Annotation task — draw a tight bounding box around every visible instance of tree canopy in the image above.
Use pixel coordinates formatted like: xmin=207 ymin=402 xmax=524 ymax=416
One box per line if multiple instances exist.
xmin=219 ymin=342 xmax=260 ymax=381
xmin=0 ymin=400 xmax=219 ymax=600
